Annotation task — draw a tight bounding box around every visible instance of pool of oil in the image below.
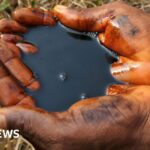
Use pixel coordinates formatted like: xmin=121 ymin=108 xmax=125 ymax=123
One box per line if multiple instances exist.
xmin=23 ymin=23 xmax=119 ymax=111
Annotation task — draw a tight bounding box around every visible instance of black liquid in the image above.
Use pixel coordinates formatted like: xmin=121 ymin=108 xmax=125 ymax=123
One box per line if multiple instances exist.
xmin=23 ymin=23 xmax=119 ymax=111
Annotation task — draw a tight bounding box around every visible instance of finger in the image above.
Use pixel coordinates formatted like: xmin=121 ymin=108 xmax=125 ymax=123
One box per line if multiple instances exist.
xmin=0 ymin=40 xmax=40 ymax=90
xmin=0 ymin=18 xmax=27 ymax=33
xmin=16 ymin=42 xmax=38 ymax=54
xmin=17 ymin=96 xmax=36 ymax=107
xmin=111 ymin=56 xmax=150 ymax=85
xmin=6 ymin=42 xmax=21 ymax=57
xmin=0 ymin=63 xmax=28 ymax=106
xmin=98 ymin=22 xmax=136 ymax=58
xmin=0 ymin=34 xmax=38 ymax=54
xmin=106 ymin=84 xmax=131 ymax=96
xmin=0 ymin=76 xmax=25 ymax=106
xmin=0 ymin=34 xmax=23 ymax=43
xmin=5 ymin=58 xmax=40 ymax=90
xmin=13 ymin=8 xmax=56 ymax=26
xmin=53 ymin=3 xmax=116 ymax=32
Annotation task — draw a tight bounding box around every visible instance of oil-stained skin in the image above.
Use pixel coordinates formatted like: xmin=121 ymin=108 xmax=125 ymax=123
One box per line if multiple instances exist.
xmin=12 ymin=8 xmax=56 ymax=26
xmin=53 ymin=1 xmax=150 ymax=85
xmin=0 ymin=63 xmax=35 ymax=106
xmin=114 ymin=15 xmax=140 ymax=37
xmin=0 ymin=2 xmax=149 ymax=150
xmin=53 ymin=1 xmax=150 ymax=59
xmin=0 ymin=86 xmax=149 ymax=150
xmin=0 ymin=7 xmax=56 ymax=106
xmin=0 ymin=8 xmax=55 ymax=106
xmin=0 ymin=40 xmax=39 ymax=89
xmin=0 ymin=18 xmax=27 ymax=33
xmin=80 ymin=96 xmax=148 ymax=130
xmin=81 ymin=97 xmax=132 ymax=123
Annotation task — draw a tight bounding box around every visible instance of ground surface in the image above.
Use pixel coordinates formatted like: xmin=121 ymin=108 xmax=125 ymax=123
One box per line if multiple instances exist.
xmin=0 ymin=0 xmax=149 ymax=149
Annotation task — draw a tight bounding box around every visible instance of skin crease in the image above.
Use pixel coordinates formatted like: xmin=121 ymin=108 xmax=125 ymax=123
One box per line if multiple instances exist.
xmin=0 ymin=1 xmax=149 ymax=150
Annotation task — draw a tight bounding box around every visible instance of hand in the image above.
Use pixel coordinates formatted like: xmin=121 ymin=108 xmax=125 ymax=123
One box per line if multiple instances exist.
xmin=53 ymin=1 xmax=150 ymax=85
xmin=0 ymin=24 xmax=38 ymax=106
xmin=0 ymin=85 xmax=150 ymax=150
xmin=0 ymin=8 xmax=56 ymax=106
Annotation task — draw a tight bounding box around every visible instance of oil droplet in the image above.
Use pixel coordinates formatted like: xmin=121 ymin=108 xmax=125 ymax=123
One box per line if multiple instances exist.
xmin=58 ymin=72 xmax=68 ymax=82
xmin=80 ymin=93 xmax=88 ymax=100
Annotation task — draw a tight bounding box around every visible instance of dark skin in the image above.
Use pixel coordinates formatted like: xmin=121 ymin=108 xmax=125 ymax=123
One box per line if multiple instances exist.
xmin=0 ymin=39 xmax=39 ymax=106
xmin=0 ymin=17 xmax=44 ymax=92
xmin=0 ymin=1 xmax=150 ymax=150
xmin=53 ymin=1 xmax=150 ymax=85
xmin=1 ymin=85 xmax=150 ymax=150
xmin=0 ymin=8 xmax=56 ymax=106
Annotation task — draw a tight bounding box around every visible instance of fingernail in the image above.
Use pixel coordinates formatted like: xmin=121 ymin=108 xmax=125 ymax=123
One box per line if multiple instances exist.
xmin=106 ymin=84 xmax=128 ymax=95
xmin=27 ymin=80 xmax=40 ymax=91
xmin=111 ymin=63 xmax=140 ymax=76
xmin=17 ymin=43 xmax=38 ymax=54
xmin=53 ymin=5 xmax=67 ymax=13
xmin=111 ymin=63 xmax=130 ymax=76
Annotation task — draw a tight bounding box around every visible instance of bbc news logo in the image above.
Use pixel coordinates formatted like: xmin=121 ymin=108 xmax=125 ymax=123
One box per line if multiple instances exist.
xmin=0 ymin=129 xmax=20 ymax=138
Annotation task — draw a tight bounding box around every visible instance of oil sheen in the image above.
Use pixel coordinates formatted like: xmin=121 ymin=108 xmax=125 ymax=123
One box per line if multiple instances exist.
xmin=23 ymin=23 xmax=119 ymax=111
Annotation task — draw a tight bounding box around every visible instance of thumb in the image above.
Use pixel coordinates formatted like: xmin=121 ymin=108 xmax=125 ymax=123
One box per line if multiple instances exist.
xmin=53 ymin=3 xmax=116 ymax=32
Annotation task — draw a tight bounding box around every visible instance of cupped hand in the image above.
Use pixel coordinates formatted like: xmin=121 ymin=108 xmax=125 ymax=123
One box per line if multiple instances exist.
xmin=0 ymin=85 xmax=150 ymax=150
xmin=53 ymin=1 xmax=150 ymax=85
xmin=0 ymin=8 xmax=56 ymax=106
